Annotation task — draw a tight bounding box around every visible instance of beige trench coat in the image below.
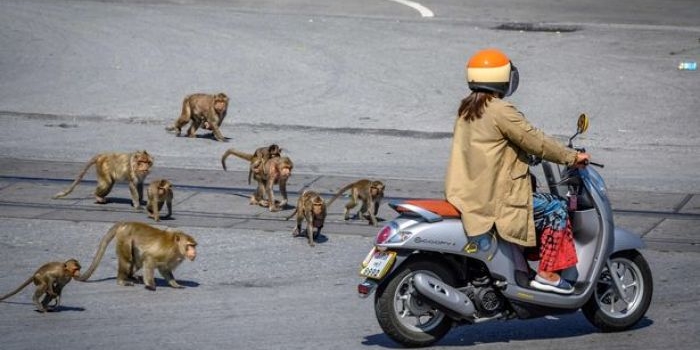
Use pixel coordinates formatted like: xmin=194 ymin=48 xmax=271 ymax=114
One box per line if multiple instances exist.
xmin=444 ymin=98 xmax=578 ymax=246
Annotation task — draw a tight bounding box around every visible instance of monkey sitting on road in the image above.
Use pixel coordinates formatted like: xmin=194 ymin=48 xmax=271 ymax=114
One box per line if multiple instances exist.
xmin=0 ymin=259 xmax=81 ymax=313
xmin=76 ymin=222 xmax=197 ymax=291
xmin=52 ymin=150 xmax=154 ymax=209
xmin=146 ymin=179 xmax=173 ymax=222
xmin=165 ymin=92 xmax=229 ymax=142
xmin=286 ymin=190 xmax=327 ymax=247
xmin=327 ymin=179 xmax=385 ymax=226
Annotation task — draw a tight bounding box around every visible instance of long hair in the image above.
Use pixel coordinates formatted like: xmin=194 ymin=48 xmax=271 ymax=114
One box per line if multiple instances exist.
xmin=457 ymin=91 xmax=498 ymax=121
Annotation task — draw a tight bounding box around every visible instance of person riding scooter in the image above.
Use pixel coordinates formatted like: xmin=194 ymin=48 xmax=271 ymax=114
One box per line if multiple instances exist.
xmin=444 ymin=48 xmax=590 ymax=294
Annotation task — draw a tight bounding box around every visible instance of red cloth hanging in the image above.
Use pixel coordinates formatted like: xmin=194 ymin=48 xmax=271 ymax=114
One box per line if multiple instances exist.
xmin=538 ymin=220 xmax=578 ymax=272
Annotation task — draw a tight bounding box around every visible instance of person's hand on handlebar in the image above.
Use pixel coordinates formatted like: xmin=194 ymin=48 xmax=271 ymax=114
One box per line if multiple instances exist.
xmin=574 ymin=152 xmax=591 ymax=168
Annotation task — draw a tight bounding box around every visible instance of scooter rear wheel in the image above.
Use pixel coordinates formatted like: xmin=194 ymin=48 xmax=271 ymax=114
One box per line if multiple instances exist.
xmin=582 ymin=250 xmax=653 ymax=332
xmin=374 ymin=260 xmax=455 ymax=347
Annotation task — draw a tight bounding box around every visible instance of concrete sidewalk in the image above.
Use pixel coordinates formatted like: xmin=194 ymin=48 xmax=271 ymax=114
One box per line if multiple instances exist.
xmin=0 ymin=157 xmax=697 ymax=252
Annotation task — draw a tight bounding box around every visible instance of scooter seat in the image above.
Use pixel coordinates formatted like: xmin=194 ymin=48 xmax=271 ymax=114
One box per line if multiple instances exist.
xmin=400 ymin=199 xmax=462 ymax=218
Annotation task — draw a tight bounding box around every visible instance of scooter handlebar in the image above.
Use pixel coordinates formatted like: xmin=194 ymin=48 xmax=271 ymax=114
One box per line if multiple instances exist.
xmin=583 ymin=160 xmax=604 ymax=168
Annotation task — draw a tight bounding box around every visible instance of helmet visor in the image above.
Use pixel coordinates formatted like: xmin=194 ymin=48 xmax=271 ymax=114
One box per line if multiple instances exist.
xmin=504 ymin=64 xmax=519 ymax=97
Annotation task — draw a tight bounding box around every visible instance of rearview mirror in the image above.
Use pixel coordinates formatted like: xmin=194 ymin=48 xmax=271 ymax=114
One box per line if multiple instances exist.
xmin=568 ymin=113 xmax=589 ymax=147
xmin=577 ymin=113 xmax=589 ymax=134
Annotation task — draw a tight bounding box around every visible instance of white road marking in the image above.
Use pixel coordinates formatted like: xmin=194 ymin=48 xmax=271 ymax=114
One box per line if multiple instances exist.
xmin=386 ymin=0 xmax=434 ymax=18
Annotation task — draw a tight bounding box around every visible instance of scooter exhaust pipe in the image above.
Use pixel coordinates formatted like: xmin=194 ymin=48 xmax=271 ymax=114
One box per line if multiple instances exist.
xmin=413 ymin=273 xmax=476 ymax=319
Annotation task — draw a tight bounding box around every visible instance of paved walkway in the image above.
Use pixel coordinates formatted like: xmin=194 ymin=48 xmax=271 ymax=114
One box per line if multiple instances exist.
xmin=0 ymin=157 xmax=697 ymax=252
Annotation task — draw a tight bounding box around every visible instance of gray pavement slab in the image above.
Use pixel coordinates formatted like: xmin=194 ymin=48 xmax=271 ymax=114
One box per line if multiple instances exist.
xmin=644 ymin=218 xmax=700 ymax=245
xmin=1 ymin=158 xmax=698 ymax=253
xmin=680 ymin=194 xmax=700 ymax=215
xmin=607 ymin=191 xmax=691 ymax=213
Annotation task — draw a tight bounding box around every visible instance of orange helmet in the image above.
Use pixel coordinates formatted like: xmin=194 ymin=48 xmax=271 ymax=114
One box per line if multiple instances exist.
xmin=466 ymin=48 xmax=519 ymax=97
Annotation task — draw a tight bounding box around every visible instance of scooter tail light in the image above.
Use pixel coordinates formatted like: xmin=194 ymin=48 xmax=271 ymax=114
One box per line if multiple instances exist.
xmin=375 ymin=223 xmax=398 ymax=244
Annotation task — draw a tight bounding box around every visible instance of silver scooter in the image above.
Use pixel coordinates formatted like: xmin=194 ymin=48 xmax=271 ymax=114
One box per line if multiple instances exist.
xmin=357 ymin=114 xmax=652 ymax=347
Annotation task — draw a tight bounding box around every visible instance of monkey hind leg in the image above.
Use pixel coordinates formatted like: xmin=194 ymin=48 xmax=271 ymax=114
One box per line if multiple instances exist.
xmin=33 ymin=288 xmax=48 ymax=313
xmin=291 ymin=224 xmax=302 ymax=237
xmin=116 ymin=258 xmax=135 ymax=286
xmin=343 ymin=198 xmax=359 ymax=220
xmin=94 ymin=179 xmax=114 ymax=204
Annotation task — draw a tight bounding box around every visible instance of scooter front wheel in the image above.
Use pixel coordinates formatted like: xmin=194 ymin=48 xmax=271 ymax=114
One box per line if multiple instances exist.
xmin=582 ymin=250 xmax=653 ymax=332
xmin=374 ymin=260 xmax=455 ymax=347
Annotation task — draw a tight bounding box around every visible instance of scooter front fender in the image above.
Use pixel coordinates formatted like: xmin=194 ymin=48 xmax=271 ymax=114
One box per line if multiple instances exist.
xmin=613 ymin=227 xmax=646 ymax=252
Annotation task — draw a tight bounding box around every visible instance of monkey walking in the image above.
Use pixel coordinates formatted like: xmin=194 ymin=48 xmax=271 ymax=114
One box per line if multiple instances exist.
xmin=146 ymin=179 xmax=173 ymax=222
xmin=165 ymin=92 xmax=229 ymax=141
xmin=221 ymin=144 xmax=282 ymax=184
xmin=0 ymin=259 xmax=81 ymax=312
xmin=327 ymin=179 xmax=385 ymax=226
xmin=52 ymin=150 xmax=154 ymax=209
xmin=76 ymin=222 xmax=197 ymax=291
xmin=285 ymin=190 xmax=327 ymax=247
xmin=221 ymin=147 xmax=293 ymax=212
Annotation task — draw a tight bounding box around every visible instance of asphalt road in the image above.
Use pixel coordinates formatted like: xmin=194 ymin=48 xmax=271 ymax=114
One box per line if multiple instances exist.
xmin=0 ymin=0 xmax=699 ymax=349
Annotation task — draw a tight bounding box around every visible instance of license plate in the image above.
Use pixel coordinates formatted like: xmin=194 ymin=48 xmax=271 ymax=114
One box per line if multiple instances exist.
xmin=359 ymin=249 xmax=396 ymax=280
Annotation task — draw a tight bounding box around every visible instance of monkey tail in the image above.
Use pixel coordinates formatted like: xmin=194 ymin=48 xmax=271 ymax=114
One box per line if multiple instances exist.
xmin=325 ymin=183 xmax=355 ymax=208
xmin=75 ymin=222 xmax=121 ymax=282
xmin=165 ymin=97 xmax=191 ymax=132
xmin=220 ymin=148 xmax=254 ymax=171
xmin=284 ymin=207 xmax=299 ymax=221
xmin=52 ymin=155 xmax=98 ymax=199
xmin=0 ymin=277 xmax=33 ymax=301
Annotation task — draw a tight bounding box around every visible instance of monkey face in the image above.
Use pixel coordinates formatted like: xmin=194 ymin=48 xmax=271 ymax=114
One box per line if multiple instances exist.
xmin=214 ymin=102 xmax=226 ymax=114
xmin=64 ymin=260 xmax=82 ymax=278
xmin=213 ymin=95 xmax=229 ymax=115
xmin=174 ymin=232 xmax=198 ymax=261
xmin=312 ymin=202 xmax=324 ymax=216
xmin=185 ymin=244 xmax=197 ymax=261
xmin=371 ymin=182 xmax=385 ymax=197
xmin=134 ymin=151 xmax=154 ymax=174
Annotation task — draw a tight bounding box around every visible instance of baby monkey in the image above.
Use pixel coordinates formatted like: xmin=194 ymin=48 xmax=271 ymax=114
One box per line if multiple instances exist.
xmin=146 ymin=178 xmax=173 ymax=221
xmin=286 ymin=190 xmax=327 ymax=247
xmin=0 ymin=259 xmax=81 ymax=312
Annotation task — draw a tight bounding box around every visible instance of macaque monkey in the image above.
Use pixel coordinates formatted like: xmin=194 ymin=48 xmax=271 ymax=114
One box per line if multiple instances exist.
xmin=221 ymin=144 xmax=282 ymax=184
xmin=222 ymin=147 xmax=293 ymax=211
xmin=253 ymin=156 xmax=293 ymax=212
xmin=165 ymin=92 xmax=229 ymax=141
xmin=76 ymin=222 xmax=197 ymax=291
xmin=146 ymin=179 xmax=173 ymax=221
xmin=285 ymin=190 xmax=327 ymax=247
xmin=52 ymin=150 xmax=153 ymax=209
xmin=0 ymin=259 xmax=81 ymax=312
xmin=327 ymin=179 xmax=385 ymax=226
